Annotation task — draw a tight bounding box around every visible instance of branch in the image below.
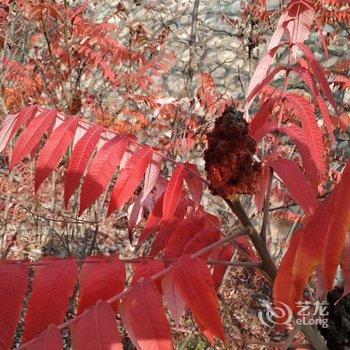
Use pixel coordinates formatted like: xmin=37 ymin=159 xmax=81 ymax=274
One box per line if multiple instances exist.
xmin=5 ymin=257 xmax=261 ymax=270
xmin=260 ymin=167 xmax=273 ymax=244
xmin=185 ymin=0 xmax=200 ymax=95
xmin=223 ymin=197 xmax=328 ymax=350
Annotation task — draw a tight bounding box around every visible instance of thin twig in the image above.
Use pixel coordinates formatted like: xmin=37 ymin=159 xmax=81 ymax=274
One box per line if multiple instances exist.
xmin=3 ymin=257 xmax=260 ymax=270
xmin=260 ymin=167 xmax=273 ymax=244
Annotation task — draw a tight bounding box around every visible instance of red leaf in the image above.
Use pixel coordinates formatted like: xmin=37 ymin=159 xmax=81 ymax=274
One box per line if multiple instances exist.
xmin=132 ymin=258 xmax=165 ymax=292
xmin=64 ymin=125 xmax=103 ymax=207
xmin=138 ymin=194 xmax=164 ymax=245
xmin=127 ymin=194 xmax=144 ymax=237
xmin=253 ymin=122 xmax=319 ymax=191
xmin=293 ymin=42 xmax=338 ymax=115
xmin=249 ymin=97 xmax=278 ymax=137
xmin=25 ymin=325 xmax=63 ymax=350
xmin=184 ymin=163 xmax=203 ymax=207
xmin=71 ymin=301 xmax=122 ymax=350
xmin=10 ymin=110 xmax=57 ymax=170
xmin=0 ymin=114 xmax=16 ymax=153
xmin=315 ymin=17 xmax=329 ymax=57
xmin=141 ymin=152 xmax=162 ymax=202
xmin=212 ymin=246 xmax=234 ymax=290
xmin=235 ymin=236 xmax=260 ymax=262
xmin=246 ymin=65 xmax=286 ymax=107
xmin=285 ymin=0 xmax=314 ymax=55
xmin=266 ymin=12 xmax=287 ymax=51
xmin=24 ymin=257 xmax=78 ymax=342
xmin=203 ymin=212 xmax=222 ymax=230
xmin=150 ymin=198 xmax=190 ymax=255
xmin=294 ymin=64 xmax=335 ymax=138
xmin=339 ymin=232 xmax=350 ymax=302
xmin=79 ymin=136 xmax=128 ymax=215
xmin=161 ymin=272 xmax=186 ymax=327
xmin=78 ymin=255 xmax=125 ymax=314
xmin=163 ymin=164 xmax=185 ymax=221
xmin=247 ymin=0 xmax=314 ymax=100
xmin=246 ymin=46 xmax=283 ymax=109
xmin=183 ymin=227 xmax=221 ymax=257
xmin=271 ymin=158 xmax=318 ymax=215
xmin=8 ymin=105 xmax=38 ymax=145
xmin=150 ymin=217 xmax=179 ymax=256
xmin=172 ymin=255 xmax=226 ymax=343
xmin=274 ymin=162 xmax=350 ymax=311
xmin=108 ymin=147 xmax=153 ymax=215
xmin=0 ymin=105 xmax=37 ymax=153
xmin=35 ymin=117 xmax=78 ymax=192
xmin=284 ymin=93 xmax=325 ymax=174
xmin=163 ymin=211 xmax=206 ymax=259
xmin=0 ymin=262 xmax=28 ymax=350
xmin=120 ymin=279 xmax=173 ymax=350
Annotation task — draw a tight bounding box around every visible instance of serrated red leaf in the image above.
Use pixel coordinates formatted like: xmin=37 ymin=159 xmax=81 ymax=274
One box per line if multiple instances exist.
xmin=184 ymin=163 xmax=203 ymax=207
xmin=285 ymin=93 xmax=325 ymax=174
xmin=0 ymin=105 xmax=37 ymax=153
xmin=132 ymin=258 xmax=165 ymax=292
xmin=35 ymin=117 xmax=78 ymax=192
xmin=271 ymin=158 xmax=318 ymax=215
xmin=246 ymin=66 xmax=286 ymax=107
xmin=163 ymin=164 xmax=185 ymax=221
xmin=294 ymin=64 xmax=335 ymax=139
xmin=24 ymin=257 xmax=78 ymax=342
xmin=315 ymin=17 xmax=328 ymax=57
xmin=108 ymin=147 xmax=153 ymax=215
xmin=64 ymin=125 xmax=103 ymax=207
xmin=161 ymin=272 xmax=186 ymax=327
xmin=0 ymin=262 xmax=28 ymax=350
xmin=150 ymin=198 xmax=190 ymax=255
xmin=120 ymin=279 xmax=173 ymax=350
xmin=293 ymin=42 xmax=338 ymax=115
xmin=172 ymin=255 xmax=226 ymax=343
xmin=78 ymin=256 xmax=125 ymax=314
xmin=141 ymin=152 xmax=162 ymax=202
xmin=246 ymin=46 xmax=283 ymax=110
xmin=212 ymin=246 xmax=234 ymax=290
xmin=71 ymin=301 xmax=122 ymax=350
xmin=127 ymin=194 xmax=144 ymax=237
xmin=249 ymin=97 xmax=278 ymax=138
xmin=247 ymin=0 xmax=314 ymax=101
xmin=235 ymin=236 xmax=260 ymax=262
xmin=253 ymin=121 xmax=319 ymax=191
xmin=10 ymin=110 xmax=57 ymax=170
xmin=274 ymin=162 xmax=350 ymax=311
xmin=79 ymin=136 xmax=128 ymax=215
xmin=8 ymin=105 xmax=37 ymax=145
xmin=138 ymin=194 xmax=164 ymax=245
xmin=285 ymin=0 xmax=314 ymax=51
xmin=25 ymin=325 xmax=63 ymax=350
xmin=339 ymin=233 xmax=350 ymax=302
xmin=182 ymin=227 xmax=221 ymax=257
xmin=0 ymin=114 xmax=16 ymax=153
xmin=150 ymin=217 xmax=179 ymax=256
xmin=163 ymin=211 xmax=206 ymax=259
xmin=203 ymin=212 xmax=222 ymax=230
